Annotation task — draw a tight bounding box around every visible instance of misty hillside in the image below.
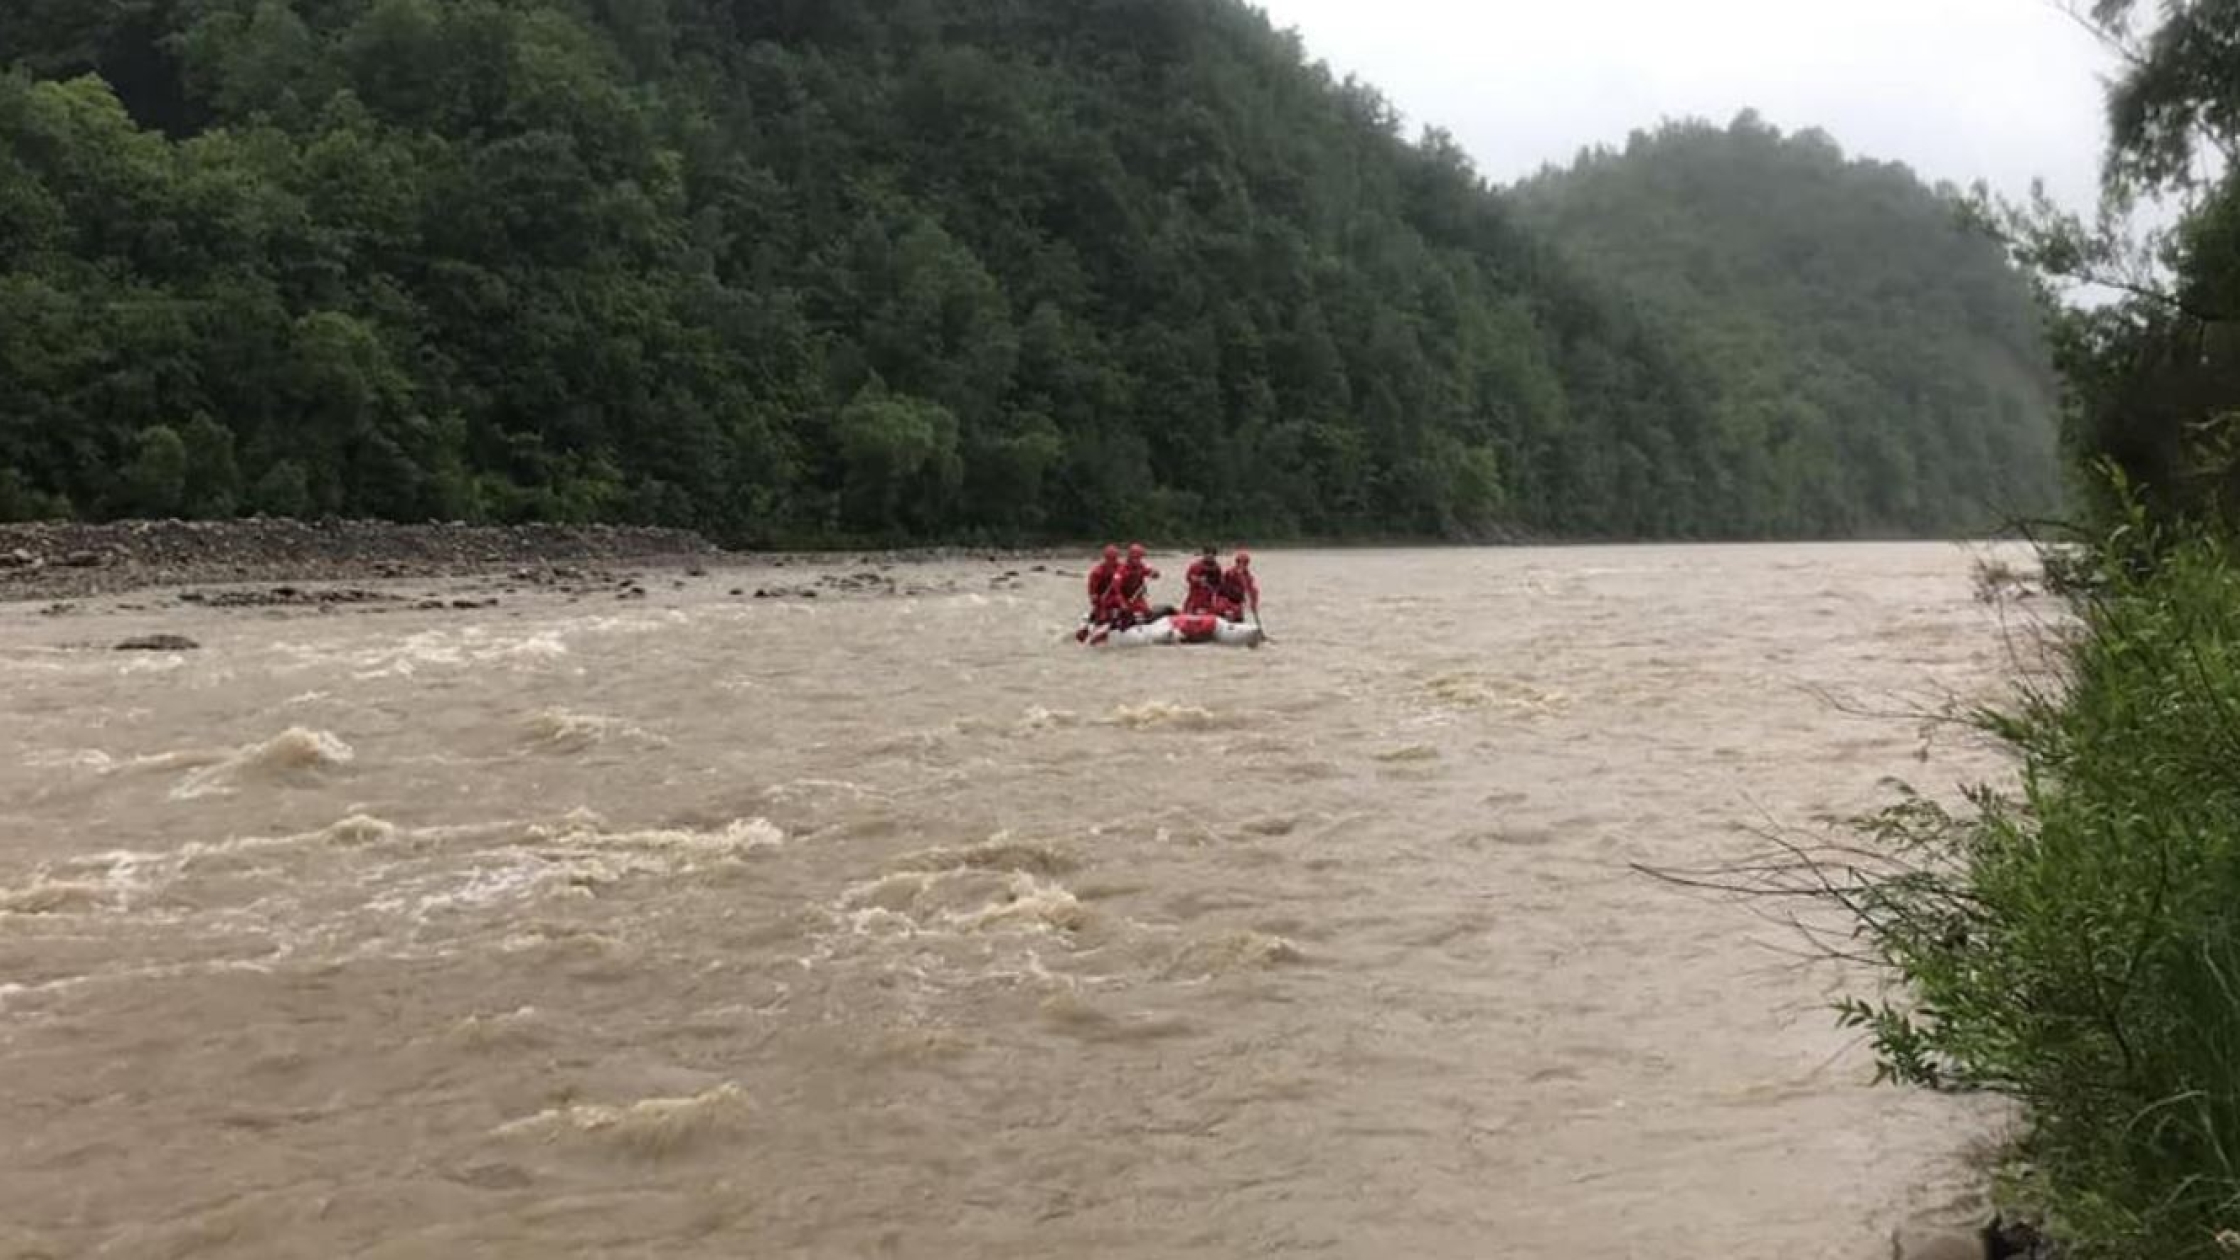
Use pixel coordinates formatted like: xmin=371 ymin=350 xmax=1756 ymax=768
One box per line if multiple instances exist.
xmin=1517 ymin=114 xmax=2063 ymax=534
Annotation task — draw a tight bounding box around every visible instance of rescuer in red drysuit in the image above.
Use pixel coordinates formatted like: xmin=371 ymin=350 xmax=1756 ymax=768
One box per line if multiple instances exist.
xmin=1110 ymin=543 xmax=1160 ymax=621
xmin=1214 ymin=550 xmax=1259 ymax=622
xmin=1085 ymin=544 xmax=1122 ymax=619
xmin=1182 ymin=546 xmax=1223 ymax=614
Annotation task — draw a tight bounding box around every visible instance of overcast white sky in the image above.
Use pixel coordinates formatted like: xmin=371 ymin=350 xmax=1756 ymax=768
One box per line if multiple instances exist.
xmin=1250 ymin=0 xmax=2123 ymax=211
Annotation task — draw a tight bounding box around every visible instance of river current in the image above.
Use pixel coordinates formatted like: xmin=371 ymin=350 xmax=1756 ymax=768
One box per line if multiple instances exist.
xmin=0 ymin=544 xmax=2029 ymax=1258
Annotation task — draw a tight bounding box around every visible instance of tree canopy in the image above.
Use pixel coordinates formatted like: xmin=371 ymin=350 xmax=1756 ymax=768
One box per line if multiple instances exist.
xmin=0 ymin=0 xmax=2060 ymax=542
xmin=1978 ymin=0 xmax=2240 ymax=537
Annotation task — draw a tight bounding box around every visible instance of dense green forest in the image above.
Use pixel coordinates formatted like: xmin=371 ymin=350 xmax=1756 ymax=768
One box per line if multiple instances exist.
xmin=1515 ymin=117 xmax=2063 ymax=535
xmin=0 ymin=0 xmax=2058 ymax=542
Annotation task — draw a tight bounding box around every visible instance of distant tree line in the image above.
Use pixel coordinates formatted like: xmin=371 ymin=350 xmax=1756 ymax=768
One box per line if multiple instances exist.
xmin=0 ymin=0 xmax=2060 ymax=543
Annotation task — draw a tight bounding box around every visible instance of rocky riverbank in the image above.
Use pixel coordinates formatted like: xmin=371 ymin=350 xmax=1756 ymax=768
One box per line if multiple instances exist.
xmin=0 ymin=519 xmax=719 ymax=602
xmin=0 ymin=519 xmax=1089 ymax=604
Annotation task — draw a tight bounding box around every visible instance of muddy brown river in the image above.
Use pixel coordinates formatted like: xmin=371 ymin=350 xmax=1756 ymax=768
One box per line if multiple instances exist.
xmin=0 ymin=544 xmax=2026 ymax=1258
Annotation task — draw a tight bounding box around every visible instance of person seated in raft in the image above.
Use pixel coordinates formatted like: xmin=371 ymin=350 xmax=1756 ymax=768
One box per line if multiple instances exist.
xmin=1182 ymin=546 xmax=1223 ymax=615
xmin=1111 ymin=542 xmax=1160 ymax=622
xmin=1085 ymin=543 xmax=1122 ymax=620
xmin=1092 ymin=575 xmax=1134 ymax=629
xmin=1214 ymin=550 xmax=1259 ymax=623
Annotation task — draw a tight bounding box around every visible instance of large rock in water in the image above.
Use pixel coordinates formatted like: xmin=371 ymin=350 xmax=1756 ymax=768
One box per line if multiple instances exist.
xmin=115 ymin=634 xmax=200 ymax=652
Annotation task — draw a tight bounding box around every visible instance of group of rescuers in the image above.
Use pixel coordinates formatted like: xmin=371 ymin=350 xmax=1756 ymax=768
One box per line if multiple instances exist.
xmin=1084 ymin=543 xmax=1259 ymax=628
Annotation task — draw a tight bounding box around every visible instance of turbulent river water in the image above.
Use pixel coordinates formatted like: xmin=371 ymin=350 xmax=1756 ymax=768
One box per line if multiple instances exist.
xmin=0 ymin=544 xmax=2030 ymax=1258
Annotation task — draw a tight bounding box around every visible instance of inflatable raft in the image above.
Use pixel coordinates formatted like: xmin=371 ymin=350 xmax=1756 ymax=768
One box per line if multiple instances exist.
xmin=1081 ymin=611 xmax=1265 ymax=649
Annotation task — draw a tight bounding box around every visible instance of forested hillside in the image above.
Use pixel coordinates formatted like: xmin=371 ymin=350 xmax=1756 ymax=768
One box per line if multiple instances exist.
xmin=0 ymin=0 xmax=2055 ymax=542
xmin=1516 ymin=116 xmax=2064 ymax=534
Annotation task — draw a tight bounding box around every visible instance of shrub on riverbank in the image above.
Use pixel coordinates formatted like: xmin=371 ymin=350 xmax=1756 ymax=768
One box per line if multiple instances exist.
xmin=1839 ymin=513 xmax=2240 ymax=1257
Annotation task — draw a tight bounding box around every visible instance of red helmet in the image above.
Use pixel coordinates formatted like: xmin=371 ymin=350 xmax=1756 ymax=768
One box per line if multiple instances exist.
xmin=1127 ymin=543 xmax=1145 ymax=559
xmin=1234 ymin=550 xmax=1252 ymax=566
xmin=1102 ymin=544 xmax=1119 ymax=562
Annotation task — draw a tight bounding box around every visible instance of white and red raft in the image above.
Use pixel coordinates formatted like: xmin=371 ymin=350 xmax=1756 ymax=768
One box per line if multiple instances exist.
xmin=1078 ymin=611 xmax=1266 ymax=648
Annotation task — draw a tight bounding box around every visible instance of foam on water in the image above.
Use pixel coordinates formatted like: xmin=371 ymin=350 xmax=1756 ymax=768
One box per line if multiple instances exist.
xmin=837 ymin=868 xmax=1087 ymax=936
xmin=758 ymin=779 xmax=881 ymax=805
xmin=949 ymin=706 xmax=1079 ymax=740
xmin=117 ymin=655 xmax=189 ymax=676
xmin=0 ymin=877 xmax=116 ymax=916
xmin=446 ymin=1006 xmax=552 ymax=1052
xmin=1015 ymin=706 xmax=1079 ymax=733
xmin=520 ymin=709 xmax=668 ymax=753
xmin=0 ymin=804 xmax=781 ymax=957
xmin=24 ymin=749 xmax=126 ymax=772
xmin=0 ymin=654 xmax=69 ymax=676
xmin=1164 ymin=930 xmax=1307 ymax=979
xmin=890 ymin=834 xmax=1080 ymax=877
xmin=170 ymin=728 xmax=354 ymax=800
xmin=564 ymin=610 xmax=693 ymax=636
xmin=955 ymin=874 xmax=1088 ymax=933
xmin=490 ymin=1083 xmax=752 ymax=1159
xmin=1105 ymin=701 xmax=1234 ymax=731
xmin=498 ymin=923 xmax=630 ymax=960
xmin=315 ymin=813 xmax=403 ymax=846
xmin=526 ymin=812 xmax=786 ymax=862
xmin=364 ymin=861 xmax=557 ymax=919
xmin=275 ymin=626 xmax=572 ymax=679
xmin=26 ymin=745 xmax=232 ymax=777
xmin=1421 ymin=671 xmax=1570 ymax=716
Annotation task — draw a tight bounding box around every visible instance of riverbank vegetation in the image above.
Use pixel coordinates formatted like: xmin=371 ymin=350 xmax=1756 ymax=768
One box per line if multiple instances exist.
xmin=0 ymin=0 xmax=2058 ymax=543
xmin=1799 ymin=3 xmax=2240 ymax=1253
xmin=1833 ymin=513 xmax=2240 ymax=1256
